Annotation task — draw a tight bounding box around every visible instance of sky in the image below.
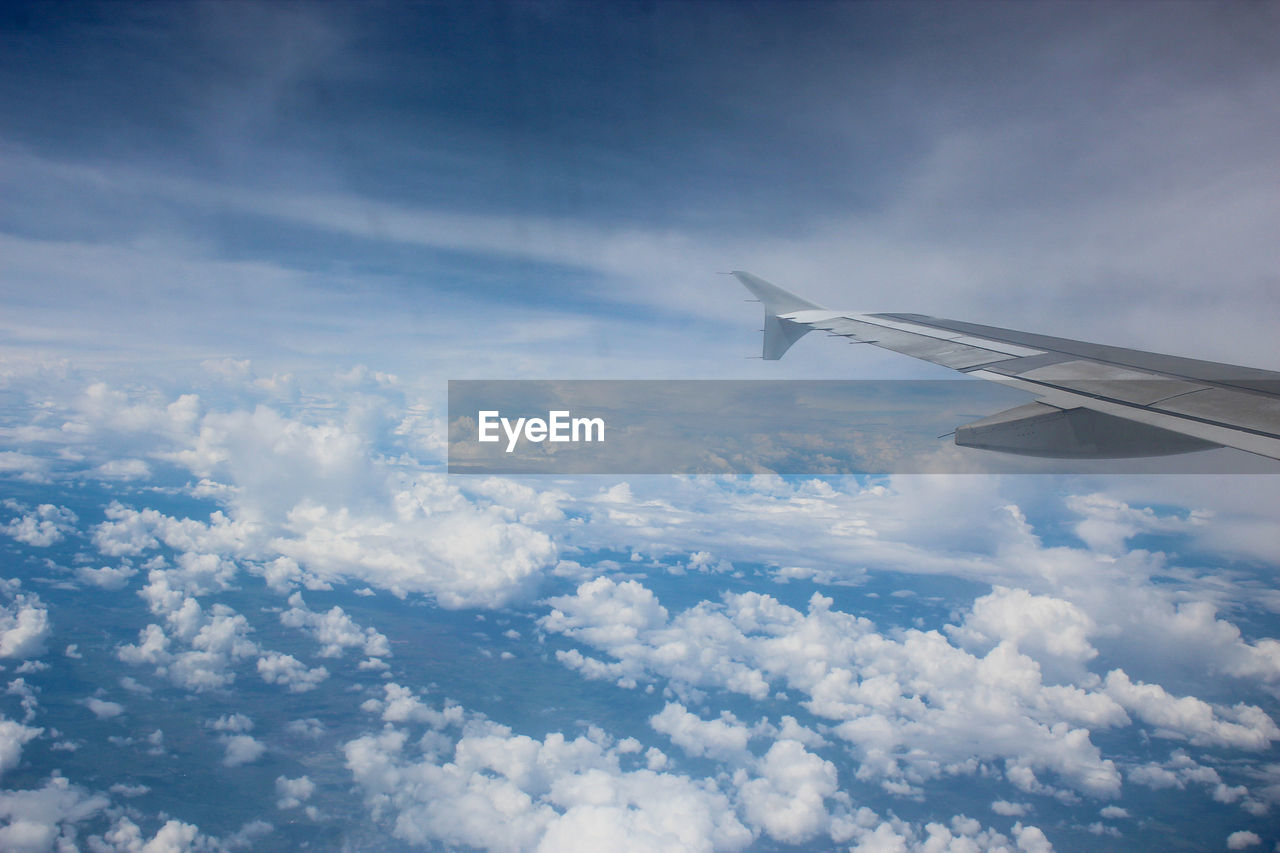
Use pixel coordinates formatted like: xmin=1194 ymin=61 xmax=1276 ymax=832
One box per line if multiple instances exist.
xmin=0 ymin=1 xmax=1279 ymax=851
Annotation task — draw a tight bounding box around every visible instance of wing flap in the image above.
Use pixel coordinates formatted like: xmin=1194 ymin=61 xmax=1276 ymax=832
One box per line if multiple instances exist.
xmin=1016 ymin=360 xmax=1211 ymax=405
xmin=968 ymin=369 xmax=1280 ymax=460
xmin=954 ymin=401 xmax=1220 ymax=458
xmin=1154 ymin=387 xmax=1280 ymax=435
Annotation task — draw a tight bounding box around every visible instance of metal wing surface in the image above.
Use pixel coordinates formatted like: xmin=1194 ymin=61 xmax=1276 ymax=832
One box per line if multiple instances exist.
xmin=734 ymin=271 xmax=1280 ymax=461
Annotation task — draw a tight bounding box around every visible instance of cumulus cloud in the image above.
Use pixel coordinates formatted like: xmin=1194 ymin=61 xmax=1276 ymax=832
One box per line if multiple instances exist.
xmin=836 ymin=809 xmax=1049 ymax=852
xmin=275 ymin=775 xmax=315 ymax=810
xmin=949 ymin=586 xmax=1098 ymax=671
xmin=93 ymin=503 xmax=252 ymax=563
xmin=347 ymin=687 xmax=871 ymax=850
xmin=83 ymin=698 xmax=124 ymax=720
xmin=1226 ymin=830 xmax=1261 ymax=849
xmin=284 ymin=718 xmax=324 ymax=739
xmin=279 ymin=593 xmax=389 ymax=659
xmin=2 ymin=504 xmax=77 ymax=547
xmin=1066 ymin=493 xmax=1209 ymax=554
xmin=89 ymin=815 xmax=222 ymax=852
xmin=557 ymin=476 xmax=1280 ymax=690
xmin=649 ymin=703 xmax=752 ymax=762
xmin=271 ymin=477 xmax=558 ymax=606
xmin=346 ymin=678 xmax=1056 ymax=852
xmin=737 ymin=739 xmax=839 ymax=844
xmin=544 ymin=578 xmax=1129 ymax=798
xmin=91 ymin=458 xmax=152 ymax=481
xmin=6 ymin=680 xmax=38 ymax=725
xmin=257 ymin=651 xmax=329 ymax=692
xmin=360 ymin=683 xmax=464 ymax=729
xmin=108 ymin=783 xmax=149 ymax=797
xmin=209 ymin=713 xmax=254 ymax=733
xmin=63 ymin=381 xmax=563 ymax=607
xmin=117 ymin=584 xmax=259 ymax=692
xmin=0 ymin=776 xmax=108 ymax=852
xmin=76 ymin=563 xmax=139 ymax=590
xmin=0 ymin=453 xmax=51 ymax=482
xmin=221 ymin=734 xmax=266 ymax=767
xmin=345 ymin=722 xmax=753 ymax=852
xmin=0 ymin=590 xmax=50 ymax=660
xmin=0 ymin=717 xmax=42 ymax=779
xmin=0 ymin=315 xmax=1276 ymax=849
xmin=992 ymin=800 xmax=1029 ymax=817
xmin=1104 ymin=670 xmax=1279 ymax=750
xmin=646 ymin=703 xmax=840 ymax=844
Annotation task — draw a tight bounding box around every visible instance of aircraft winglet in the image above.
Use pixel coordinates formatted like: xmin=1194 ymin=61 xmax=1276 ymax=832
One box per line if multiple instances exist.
xmin=732 ymin=271 xmax=824 ymax=360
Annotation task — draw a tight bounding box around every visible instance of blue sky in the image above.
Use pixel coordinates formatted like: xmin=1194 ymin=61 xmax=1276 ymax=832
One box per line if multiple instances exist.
xmin=3 ymin=1 xmax=1278 ymax=375
xmin=1 ymin=2 xmax=1280 ymax=851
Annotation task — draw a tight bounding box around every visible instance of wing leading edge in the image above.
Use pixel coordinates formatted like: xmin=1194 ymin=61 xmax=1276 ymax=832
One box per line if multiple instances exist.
xmin=734 ymin=271 xmax=1280 ymax=461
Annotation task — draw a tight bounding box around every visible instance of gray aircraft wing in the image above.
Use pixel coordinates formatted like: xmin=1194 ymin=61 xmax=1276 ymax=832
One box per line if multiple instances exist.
xmin=734 ymin=271 xmax=1280 ymax=461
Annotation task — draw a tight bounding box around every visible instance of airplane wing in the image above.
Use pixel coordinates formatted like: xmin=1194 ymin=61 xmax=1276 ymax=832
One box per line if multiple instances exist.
xmin=734 ymin=271 xmax=1280 ymax=461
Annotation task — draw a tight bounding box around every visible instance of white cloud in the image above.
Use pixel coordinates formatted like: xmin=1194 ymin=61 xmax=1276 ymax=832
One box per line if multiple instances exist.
xmin=1013 ymin=823 xmax=1055 ymax=853
xmin=275 ymin=775 xmax=315 ymax=810
xmin=284 ymin=718 xmax=324 ymax=739
xmin=279 ymin=593 xmax=389 ymax=659
xmin=6 ymin=680 xmax=38 ymax=725
xmin=257 ymin=652 xmax=329 ymax=692
xmin=1066 ymin=493 xmax=1208 ymax=555
xmin=1123 ymin=749 xmax=1266 ymax=815
xmin=0 ymin=453 xmax=50 ymax=482
xmin=346 ymin=678 xmax=1061 ymax=852
xmin=76 ymin=563 xmax=138 ymax=590
xmin=2 ymin=504 xmax=77 ymax=547
xmin=221 ymin=734 xmax=266 ymax=767
xmin=344 ymin=720 xmax=754 ymax=852
xmin=271 ymin=479 xmax=558 ymax=607
xmin=737 ymin=739 xmax=839 ymax=844
xmin=649 ymin=703 xmax=752 ymax=762
xmin=118 ymin=579 xmax=259 ymax=692
xmin=89 ymin=815 xmax=217 ymax=853
xmin=50 ymin=378 xmax=563 ymax=608
xmin=83 ymin=698 xmax=124 ymax=720
xmin=950 ymin=586 xmax=1098 ymax=669
xmin=117 ymin=624 xmax=171 ymax=668
xmin=210 ymin=713 xmax=254 ymax=733
xmin=0 ymin=776 xmax=108 ymax=853
xmin=555 ymin=476 xmax=1280 ymax=692
xmin=92 ymin=502 xmax=253 ymax=562
xmin=0 ymin=592 xmax=49 ymax=660
xmin=1126 ymin=762 xmax=1179 ymax=790
xmin=0 ymin=717 xmax=41 ymax=779
xmin=544 ymin=578 xmax=1127 ymax=798
xmin=1226 ymin=829 xmax=1261 ymax=849
xmin=1104 ymin=670 xmax=1279 ymax=750
xmin=992 ymin=800 xmax=1029 ymax=817
xmin=361 ymin=683 xmax=464 ymax=729
xmin=838 ymin=810 xmax=1052 ymax=852
xmin=91 ymin=458 xmax=152 ymax=481
xmin=107 ymin=783 xmax=149 ymax=797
